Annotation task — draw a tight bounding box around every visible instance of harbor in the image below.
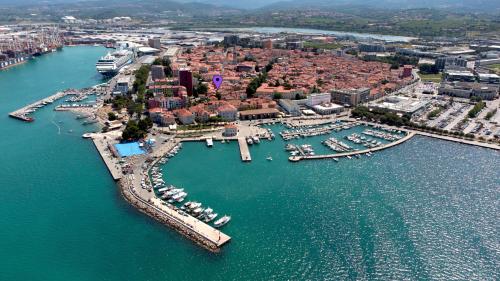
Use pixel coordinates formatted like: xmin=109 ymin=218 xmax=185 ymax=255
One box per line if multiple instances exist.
xmin=88 ymin=130 xmax=232 ymax=252
xmin=1 ymin=45 xmax=499 ymax=280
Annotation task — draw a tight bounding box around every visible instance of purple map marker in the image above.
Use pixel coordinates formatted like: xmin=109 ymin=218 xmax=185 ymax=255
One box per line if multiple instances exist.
xmin=212 ymin=75 xmax=223 ymax=90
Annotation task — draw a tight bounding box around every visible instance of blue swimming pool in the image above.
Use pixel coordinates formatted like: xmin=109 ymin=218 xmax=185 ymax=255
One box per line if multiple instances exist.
xmin=114 ymin=142 xmax=145 ymax=157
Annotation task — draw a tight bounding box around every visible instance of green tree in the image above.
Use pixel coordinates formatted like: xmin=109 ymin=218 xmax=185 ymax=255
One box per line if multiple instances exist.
xmin=122 ymin=120 xmax=144 ymax=140
xmin=138 ymin=117 xmax=153 ymax=131
xmin=107 ymin=112 xmax=117 ymax=121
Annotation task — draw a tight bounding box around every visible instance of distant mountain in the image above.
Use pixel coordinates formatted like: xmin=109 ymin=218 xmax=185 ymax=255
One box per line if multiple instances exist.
xmin=1 ymin=0 xmax=499 ymax=11
xmin=259 ymin=0 xmax=500 ymax=12
xmin=0 ymin=0 xmax=241 ymax=18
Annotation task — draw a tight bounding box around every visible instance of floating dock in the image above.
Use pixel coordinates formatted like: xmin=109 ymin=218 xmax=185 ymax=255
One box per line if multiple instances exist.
xmin=238 ymin=138 xmax=251 ymax=162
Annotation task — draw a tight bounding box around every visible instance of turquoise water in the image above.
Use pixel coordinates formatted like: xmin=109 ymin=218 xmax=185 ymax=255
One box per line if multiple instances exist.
xmin=0 ymin=46 xmax=499 ymax=280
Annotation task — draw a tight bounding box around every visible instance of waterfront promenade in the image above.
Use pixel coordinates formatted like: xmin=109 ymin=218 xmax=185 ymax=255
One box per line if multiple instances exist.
xmin=415 ymin=131 xmax=500 ymax=151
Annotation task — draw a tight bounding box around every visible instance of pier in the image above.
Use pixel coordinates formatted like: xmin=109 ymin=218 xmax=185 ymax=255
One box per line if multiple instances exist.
xmin=91 ymin=135 xmax=123 ymax=180
xmin=290 ymin=132 xmax=416 ymax=162
xmin=238 ymin=138 xmax=252 ymax=162
xmin=8 ymin=90 xmax=79 ymax=122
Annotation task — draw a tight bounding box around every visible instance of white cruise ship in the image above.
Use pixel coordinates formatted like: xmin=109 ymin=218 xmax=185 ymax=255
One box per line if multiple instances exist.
xmin=95 ymin=49 xmax=134 ymax=76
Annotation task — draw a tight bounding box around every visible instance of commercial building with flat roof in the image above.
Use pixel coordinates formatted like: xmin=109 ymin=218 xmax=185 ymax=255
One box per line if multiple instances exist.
xmin=368 ymin=96 xmax=429 ymax=115
xmin=279 ymin=99 xmax=301 ymax=116
xmin=444 ymin=70 xmax=475 ymax=82
xmin=331 ymin=88 xmax=370 ymax=107
xmin=478 ymin=73 xmax=500 ymax=84
xmin=307 ymin=92 xmax=331 ymax=107
xmin=312 ymin=103 xmax=344 ymax=115
xmin=438 ymin=82 xmax=499 ymax=100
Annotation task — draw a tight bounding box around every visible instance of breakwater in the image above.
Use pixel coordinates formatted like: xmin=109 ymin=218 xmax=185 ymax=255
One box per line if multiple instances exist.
xmin=290 ymin=131 xmax=416 ymax=162
xmin=118 ymin=178 xmax=231 ymax=253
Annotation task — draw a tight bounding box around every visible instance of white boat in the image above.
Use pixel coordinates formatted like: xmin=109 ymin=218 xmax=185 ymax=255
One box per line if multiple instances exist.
xmin=206 ymin=138 xmax=213 ymax=147
xmin=266 ymin=156 xmax=273 ymax=161
xmin=172 ymin=191 xmax=187 ymax=202
xmin=252 ymin=136 xmax=260 ymax=144
xmin=214 ymin=215 xmax=231 ymax=228
xmin=246 ymin=137 xmax=253 ymax=145
xmin=204 ymin=213 xmax=218 ymax=223
xmin=157 ymin=187 xmax=170 ymax=193
xmin=192 ymin=207 xmax=204 ymax=216
xmin=95 ymin=48 xmax=134 ymax=76
xmin=188 ymin=202 xmax=201 ymax=209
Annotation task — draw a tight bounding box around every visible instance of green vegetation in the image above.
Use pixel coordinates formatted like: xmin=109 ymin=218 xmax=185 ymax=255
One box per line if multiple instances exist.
xmin=486 ymin=64 xmax=500 ymax=74
xmin=133 ymin=65 xmax=150 ymax=95
xmin=351 ymin=106 xmax=410 ymax=127
xmin=427 ymin=107 xmax=443 ymax=119
xmin=467 ymin=101 xmax=486 ymax=118
xmin=303 ymin=41 xmax=343 ymax=50
xmin=193 ymin=82 xmax=208 ymax=98
xmin=121 ymin=117 xmax=153 ymax=141
xmin=246 ymin=72 xmax=268 ymax=98
xmin=419 ymin=64 xmax=439 ymax=74
xmin=363 ymin=55 xmax=418 ymax=69
xmin=419 ymin=73 xmax=442 ymax=82
xmin=273 ymin=93 xmax=282 ymax=100
xmin=485 ymin=109 xmax=497 ymax=120
xmin=107 ymin=112 xmax=117 ymax=121
xmin=346 ymin=49 xmax=358 ymax=56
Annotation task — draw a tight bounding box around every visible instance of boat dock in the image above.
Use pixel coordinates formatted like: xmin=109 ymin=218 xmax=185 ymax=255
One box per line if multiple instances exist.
xmin=8 ymin=90 xmax=71 ymax=122
xmin=238 ymin=138 xmax=251 ymax=162
xmin=290 ymin=132 xmax=416 ymax=162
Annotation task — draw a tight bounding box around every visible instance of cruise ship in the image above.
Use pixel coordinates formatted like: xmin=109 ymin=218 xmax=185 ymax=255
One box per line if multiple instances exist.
xmin=95 ymin=49 xmax=134 ymax=76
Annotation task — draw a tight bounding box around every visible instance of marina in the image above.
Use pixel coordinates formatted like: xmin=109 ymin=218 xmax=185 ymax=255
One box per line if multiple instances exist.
xmin=8 ymin=88 xmax=96 ymax=122
xmin=290 ymin=131 xmax=416 ymax=162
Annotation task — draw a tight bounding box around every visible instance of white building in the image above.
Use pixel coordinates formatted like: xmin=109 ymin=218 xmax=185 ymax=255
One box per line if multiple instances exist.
xmin=312 ymin=103 xmax=344 ymax=115
xmin=307 ymin=92 xmax=331 ymax=107
xmin=279 ymin=99 xmax=301 ymax=116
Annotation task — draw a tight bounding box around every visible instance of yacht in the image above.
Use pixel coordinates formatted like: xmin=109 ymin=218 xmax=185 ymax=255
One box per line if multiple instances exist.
xmin=206 ymin=138 xmax=213 ymax=147
xmin=246 ymin=137 xmax=253 ymax=145
xmin=95 ymin=49 xmax=134 ymax=76
xmin=214 ymin=215 xmax=231 ymax=228
xmin=252 ymin=136 xmax=260 ymax=144
xmin=204 ymin=213 xmax=218 ymax=223
xmin=266 ymin=156 xmax=273 ymax=161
